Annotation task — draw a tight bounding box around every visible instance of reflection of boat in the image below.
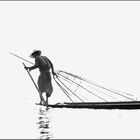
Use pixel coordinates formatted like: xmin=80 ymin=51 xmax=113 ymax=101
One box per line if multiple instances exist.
xmin=48 ymin=101 xmax=140 ymax=110
xmin=37 ymin=108 xmax=52 ymax=139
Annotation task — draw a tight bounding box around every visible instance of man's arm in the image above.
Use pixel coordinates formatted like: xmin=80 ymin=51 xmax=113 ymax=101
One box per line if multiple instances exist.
xmin=24 ymin=64 xmax=38 ymax=71
xmin=47 ymin=58 xmax=56 ymax=75
xmin=29 ymin=65 xmax=38 ymax=71
xmin=24 ymin=59 xmax=39 ymax=71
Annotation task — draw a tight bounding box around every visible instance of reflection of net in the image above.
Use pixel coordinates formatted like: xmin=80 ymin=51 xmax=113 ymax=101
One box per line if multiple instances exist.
xmin=54 ymin=70 xmax=135 ymax=103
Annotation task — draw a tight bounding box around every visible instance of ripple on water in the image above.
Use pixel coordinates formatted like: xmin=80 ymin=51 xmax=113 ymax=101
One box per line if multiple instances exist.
xmin=36 ymin=107 xmax=53 ymax=139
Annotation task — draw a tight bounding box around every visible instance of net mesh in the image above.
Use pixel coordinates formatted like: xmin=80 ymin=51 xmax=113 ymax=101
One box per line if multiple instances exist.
xmin=53 ymin=70 xmax=135 ymax=103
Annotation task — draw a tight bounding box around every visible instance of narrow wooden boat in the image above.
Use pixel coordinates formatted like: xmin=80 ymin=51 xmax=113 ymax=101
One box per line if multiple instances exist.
xmin=48 ymin=101 xmax=140 ymax=109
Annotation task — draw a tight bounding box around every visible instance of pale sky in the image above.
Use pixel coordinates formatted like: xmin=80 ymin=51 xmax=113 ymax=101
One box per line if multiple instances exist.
xmin=0 ymin=1 xmax=140 ymax=104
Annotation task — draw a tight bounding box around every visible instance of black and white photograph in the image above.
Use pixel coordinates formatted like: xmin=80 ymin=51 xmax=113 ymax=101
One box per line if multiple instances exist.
xmin=0 ymin=1 xmax=140 ymax=139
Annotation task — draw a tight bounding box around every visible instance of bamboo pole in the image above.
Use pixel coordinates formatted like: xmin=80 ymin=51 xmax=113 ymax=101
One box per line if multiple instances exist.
xmin=10 ymin=52 xmax=33 ymax=64
xmin=22 ymin=62 xmax=47 ymax=107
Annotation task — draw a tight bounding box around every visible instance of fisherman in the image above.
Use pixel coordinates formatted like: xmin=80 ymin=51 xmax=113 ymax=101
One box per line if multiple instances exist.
xmin=24 ymin=50 xmax=56 ymax=106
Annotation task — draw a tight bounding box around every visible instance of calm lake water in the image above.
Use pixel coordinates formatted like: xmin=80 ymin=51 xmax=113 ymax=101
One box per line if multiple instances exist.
xmin=0 ymin=99 xmax=140 ymax=139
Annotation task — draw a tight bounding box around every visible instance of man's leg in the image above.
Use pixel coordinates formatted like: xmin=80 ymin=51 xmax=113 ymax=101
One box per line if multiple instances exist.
xmin=46 ymin=93 xmax=48 ymax=108
xmin=39 ymin=92 xmax=46 ymax=105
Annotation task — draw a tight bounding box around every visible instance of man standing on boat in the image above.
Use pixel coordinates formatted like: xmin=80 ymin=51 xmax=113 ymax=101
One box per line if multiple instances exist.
xmin=24 ymin=50 xmax=56 ymax=106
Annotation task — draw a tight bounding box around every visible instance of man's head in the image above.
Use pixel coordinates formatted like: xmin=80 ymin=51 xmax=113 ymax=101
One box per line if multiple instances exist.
xmin=30 ymin=50 xmax=41 ymax=58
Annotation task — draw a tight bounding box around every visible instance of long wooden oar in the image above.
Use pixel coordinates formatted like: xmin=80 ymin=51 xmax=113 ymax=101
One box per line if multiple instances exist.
xmin=22 ymin=62 xmax=47 ymax=106
xmin=10 ymin=52 xmax=33 ymax=64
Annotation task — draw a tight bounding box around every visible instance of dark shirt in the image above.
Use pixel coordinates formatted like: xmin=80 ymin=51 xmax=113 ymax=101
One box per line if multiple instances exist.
xmin=35 ymin=56 xmax=51 ymax=71
xmin=29 ymin=56 xmax=54 ymax=72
